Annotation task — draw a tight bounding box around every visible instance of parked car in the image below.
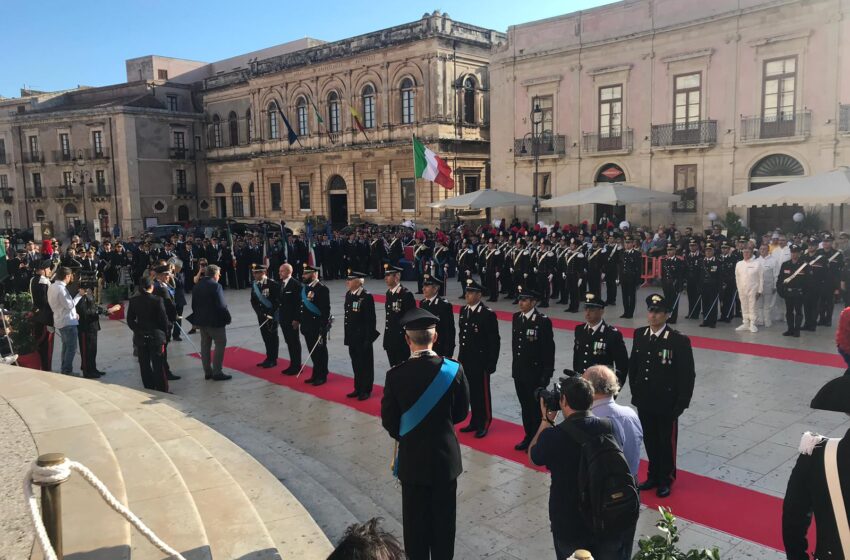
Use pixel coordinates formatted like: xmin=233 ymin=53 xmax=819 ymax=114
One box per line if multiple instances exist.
xmin=146 ymin=224 xmax=186 ymax=241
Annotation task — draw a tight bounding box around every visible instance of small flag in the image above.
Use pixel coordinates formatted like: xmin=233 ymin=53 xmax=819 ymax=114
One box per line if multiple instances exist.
xmin=0 ymin=237 xmax=7 ymax=283
xmin=413 ymin=136 xmax=454 ymax=190
xmin=278 ymin=108 xmax=300 ymax=146
xmin=309 ymin=97 xmax=324 ymax=124
xmin=350 ymin=106 xmax=370 ymax=142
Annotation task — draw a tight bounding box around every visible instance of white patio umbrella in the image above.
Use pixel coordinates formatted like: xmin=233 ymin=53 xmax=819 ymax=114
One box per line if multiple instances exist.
xmin=428 ymin=188 xmax=538 ymax=210
xmin=541 ymin=183 xmax=681 ymax=207
xmin=728 ymin=167 xmax=850 ymax=207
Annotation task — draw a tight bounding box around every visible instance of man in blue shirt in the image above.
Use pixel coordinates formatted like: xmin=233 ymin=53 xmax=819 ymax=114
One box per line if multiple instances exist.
xmin=528 ymin=376 xmax=631 ymax=560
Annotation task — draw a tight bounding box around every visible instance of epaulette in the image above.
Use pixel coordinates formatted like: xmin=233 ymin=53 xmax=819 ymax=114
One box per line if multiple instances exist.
xmin=799 ymin=431 xmax=826 ymax=455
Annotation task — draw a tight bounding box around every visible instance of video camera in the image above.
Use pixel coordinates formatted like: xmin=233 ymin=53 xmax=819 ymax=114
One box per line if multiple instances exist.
xmin=534 ymin=369 xmax=579 ymax=412
xmin=76 ymin=269 xmax=98 ymax=290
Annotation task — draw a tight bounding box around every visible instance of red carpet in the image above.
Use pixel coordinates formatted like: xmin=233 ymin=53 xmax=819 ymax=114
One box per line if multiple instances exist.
xmin=373 ymin=294 xmax=844 ymax=369
xmin=194 ymin=346 xmax=814 ymax=552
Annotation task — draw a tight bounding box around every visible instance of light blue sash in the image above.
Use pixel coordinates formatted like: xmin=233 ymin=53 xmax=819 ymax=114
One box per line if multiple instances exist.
xmin=252 ymin=281 xmax=273 ymax=310
xmin=301 ymin=285 xmax=321 ymax=316
xmin=393 ymin=358 xmax=460 ymax=477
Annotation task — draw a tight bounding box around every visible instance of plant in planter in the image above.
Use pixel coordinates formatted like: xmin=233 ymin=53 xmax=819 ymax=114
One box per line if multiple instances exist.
xmin=5 ymin=292 xmax=37 ymax=364
xmin=101 ymin=284 xmax=129 ymax=320
xmin=633 ymin=507 xmax=720 ymax=560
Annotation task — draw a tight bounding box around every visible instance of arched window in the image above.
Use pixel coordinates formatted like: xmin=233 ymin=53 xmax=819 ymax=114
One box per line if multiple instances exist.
xmin=463 ymin=76 xmax=476 ymax=124
xmin=177 ymin=204 xmax=189 ymax=222
xmin=268 ymin=102 xmax=279 ymax=140
xmin=362 ymin=84 xmax=375 ymax=129
xmin=245 ymin=109 xmax=253 ymax=143
xmin=248 ymin=182 xmax=256 ymax=217
xmin=228 ymin=111 xmax=239 ymax=146
xmin=327 ymin=92 xmax=340 ymax=133
xmin=400 ymin=78 xmax=415 ymax=124
xmin=35 ymin=209 xmax=45 ymax=222
xmin=214 ymin=183 xmax=227 ymax=217
xmin=214 ymin=183 xmax=226 ymax=194
xmin=98 ymin=209 xmax=109 ymax=233
xmin=296 ymin=97 xmax=309 ymax=136
xmin=212 ymin=114 xmax=222 ymax=148
xmin=4 ymin=210 xmax=11 ymax=229
xmin=64 ymin=203 xmax=78 ymax=215
xmin=231 ymin=182 xmax=244 ymax=218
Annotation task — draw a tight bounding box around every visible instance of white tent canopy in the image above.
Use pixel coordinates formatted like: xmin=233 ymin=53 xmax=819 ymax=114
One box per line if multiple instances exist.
xmin=541 ymin=183 xmax=681 ymax=208
xmin=428 ymin=188 xmax=538 ymax=210
xmin=728 ymin=167 xmax=850 ymax=207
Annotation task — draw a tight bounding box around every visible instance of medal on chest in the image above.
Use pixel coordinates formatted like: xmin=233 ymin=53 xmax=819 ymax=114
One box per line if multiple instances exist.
xmin=307 ymin=291 xmax=314 ymax=301
xmin=526 ymin=328 xmax=537 ymax=341
xmin=594 ymin=341 xmax=606 ymax=355
xmin=658 ymin=348 xmax=672 ymax=365
xmin=353 ymin=300 xmax=361 ymax=312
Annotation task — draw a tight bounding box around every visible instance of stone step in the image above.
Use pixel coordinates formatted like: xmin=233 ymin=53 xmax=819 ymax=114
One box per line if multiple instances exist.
xmin=0 ymin=372 xmax=132 ymax=560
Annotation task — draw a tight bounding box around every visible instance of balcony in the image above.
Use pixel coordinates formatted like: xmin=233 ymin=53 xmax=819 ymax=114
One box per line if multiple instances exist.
xmin=840 ymin=104 xmax=850 ymax=134
xmin=53 ymin=150 xmax=76 ymax=162
xmin=173 ymin=183 xmax=196 ymax=199
xmin=582 ymin=129 xmax=633 ymax=154
xmin=0 ymin=153 xmax=7 ymax=165
xmin=513 ymin=134 xmax=568 ymax=158
xmin=81 ymin=148 xmax=110 ymax=160
xmin=22 ymin=152 xmax=43 ymax=164
xmin=0 ymin=190 xmax=13 ymax=204
xmin=740 ymin=111 xmax=811 ymax=143
xmin=651 ymin=120 xmax=717 ymax=149
xmin=169 ymin=147 xmax=194 ymax=160
xmin=89 ymin=184 xmax=112 ymax=201
xmin=52 ymin=185 xmax=82 ymax=200
xmin=26 ymin=188 xmax=46 ymax=201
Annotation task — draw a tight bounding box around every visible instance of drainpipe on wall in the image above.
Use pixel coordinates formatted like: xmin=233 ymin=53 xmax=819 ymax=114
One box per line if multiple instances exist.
xmin=16 ymin=125 xmax=29 ymax=228
xmin=108 ymin=116 xmax=120 ymax=235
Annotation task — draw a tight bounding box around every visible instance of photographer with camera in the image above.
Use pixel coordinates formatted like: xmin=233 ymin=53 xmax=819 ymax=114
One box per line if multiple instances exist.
xmin=529 ymin=376 xmax=639 ymax=560
xmin=75 ymin=267 xmax=107 ymax=378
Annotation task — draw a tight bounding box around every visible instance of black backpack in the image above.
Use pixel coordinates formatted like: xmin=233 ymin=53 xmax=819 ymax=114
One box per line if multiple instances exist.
xmin=561 ymin=417 xmax=640 ymax=535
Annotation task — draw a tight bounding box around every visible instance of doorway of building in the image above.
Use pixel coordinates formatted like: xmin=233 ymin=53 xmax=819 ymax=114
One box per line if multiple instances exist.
xmin=594 ymin=163 xmax=627 ymax=226
xmin=748 ymin=154 xmax=804 ymax=235
xmin=329 ymin=194 xmax=348 ymax=228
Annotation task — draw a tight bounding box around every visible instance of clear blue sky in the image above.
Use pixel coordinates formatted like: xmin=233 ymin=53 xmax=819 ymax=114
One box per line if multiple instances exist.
xmin=2 ymin=0 xmax=611 ymax=98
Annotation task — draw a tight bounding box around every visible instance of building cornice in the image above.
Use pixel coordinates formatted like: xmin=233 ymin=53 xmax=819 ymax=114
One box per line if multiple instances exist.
xmin=0 ymin=106 xmax=203 ymax=126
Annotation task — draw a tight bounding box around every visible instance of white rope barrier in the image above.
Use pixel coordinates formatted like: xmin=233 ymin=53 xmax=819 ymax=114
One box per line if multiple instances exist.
xmin=24 ymin=458 xmax=186 ymax=560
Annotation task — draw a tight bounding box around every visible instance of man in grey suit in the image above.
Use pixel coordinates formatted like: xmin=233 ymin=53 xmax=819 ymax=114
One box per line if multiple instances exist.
xmin=188 ymin=264 xmax=232 ymax=380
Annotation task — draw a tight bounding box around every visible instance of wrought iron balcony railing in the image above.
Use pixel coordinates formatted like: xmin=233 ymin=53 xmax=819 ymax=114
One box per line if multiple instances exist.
xmin=26 ymin=187 xmax=46 ymax=200
xmin=513 ymin=134 xmax=567 ymax=158
xmin=582 ymin=129 xmax=633 ymax=153
xmin=82 ymin=148 xmax=110 ymax=160
xmin=169 ymin=147 xmax=194 ymax=160
xmin=173 ymin=184 xmax=196 ymax=198
xmin=53 ymin=150 xmax=75 ymax=162
xmin=22 ymin=152 xmax=43 ymax=164
xmin=52 ymin=186 xmax=83 ymax=200
xmin=740 ymin=111 xmax=811 ymax=141
xmin=651 ymin=120 xmax=717 ymax=147
xmin=89 ymin=184 xmax=112 ymax=200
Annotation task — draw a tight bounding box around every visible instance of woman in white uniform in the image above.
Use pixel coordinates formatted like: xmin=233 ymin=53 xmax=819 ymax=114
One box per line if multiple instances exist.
xmin=735 ymin=246 xmax=764 ymax=333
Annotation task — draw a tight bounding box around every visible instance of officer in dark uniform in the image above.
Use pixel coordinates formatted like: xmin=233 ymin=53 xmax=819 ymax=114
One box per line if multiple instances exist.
xmin=457 ymin=279 xmax=500 ymax=438
xmin=718 ymin=242 xmax=737 ymax=323
xmin=126 ymin=276 xmax=170 ymax=392
xmin=698 ymin=243 xmax=721 ymax=328
xmin=277 ymin=263 xmax=303 ymax=375
xmin=249 ymin=265 xmax=280 ymax=368
xmin=510 ymin=238 xmax=531 ymax=303
xmin=381 ymin=308 xmax=470 ymax=560
xmin=383 ymin=264 xmax=416 ymax=367
xmin=818 ymin=234 xmax=844 ymax=326
xmin=300 ymin=264 xmax=331 ymax=385
xmin=626 ymin=294 xmax=695 ymax=498
xmin=482 ymin=239 xmax=503 ymax=302
xmin=456 ymin=241 xmax=477 ymax=300
xmin=684 ymin=238 xmax=703 ymax=319
xmin=585 ymin=235 xmax=607 ymax=297
xmin=511 ymin=287 xmax=555 ymax=451
xmin=777 ymin=244 xmax=809 ymax=337
xmin=413 ymin=239 xmax=432 ymax=294
xmin=603 ymin=233 xmax=621 ymax=305
xmin=660 ymin=245 xmax=685 ymax=323
xmin=343 ymin=270 xmax=378 ymax=400
xmin=30 ymin=259 xmax=55 ymax=371
xmin=387 ymin=233 xmax=404 ymax=267
xmin=619 ymin=235 xmax=642 ymax=318
xmin=803 ymin=238 xmax=826 ymax=332
xmin=572 ymin=292 xmax=629 ymax=386
xmin=536 ymin=239 xmax=557 ymax=308
xmin=782 ymin=371 xmax=850 ymax=560
xmin=153 ymin=265 xmax=180 ymax=381
xmin=562 ymin=239 xmax=586 ymax=313
xmin=370 ymin=235 xmax=387 ymax=279
xmin=75 ymin=285 xmax=106 ymax=378
xmin=420 ymin=275 xmax=455 ymax=358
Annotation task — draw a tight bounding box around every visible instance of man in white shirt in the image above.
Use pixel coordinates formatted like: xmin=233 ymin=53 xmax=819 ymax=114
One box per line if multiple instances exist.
xmin=46 ymin=266 xmax=84 ymax=375
xmin=734 ymin=246 xmax=764 ymax=333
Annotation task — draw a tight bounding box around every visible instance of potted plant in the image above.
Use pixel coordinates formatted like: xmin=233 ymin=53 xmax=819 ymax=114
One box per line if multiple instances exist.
xmin=633 ymin=507 xmax=721 ymax=560
xmin=102 ymin=284 xmax=129 ymax=320
xmin=5 ymin=292 xmax=40 ymax=369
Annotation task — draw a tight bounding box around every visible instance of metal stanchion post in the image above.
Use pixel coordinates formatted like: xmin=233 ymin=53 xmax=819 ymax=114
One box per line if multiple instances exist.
xmin=36 ymin=452 xmax=66 ymax=559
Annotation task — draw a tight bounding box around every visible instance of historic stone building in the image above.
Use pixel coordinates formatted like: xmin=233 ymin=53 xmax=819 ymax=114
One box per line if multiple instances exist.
xmin=0 ymin=82 xmax=206 ymax=237
xmin=201 ymin=12 xmax=504 ymax=229
xmin=490 ymin=0 xmax=850 ymax=233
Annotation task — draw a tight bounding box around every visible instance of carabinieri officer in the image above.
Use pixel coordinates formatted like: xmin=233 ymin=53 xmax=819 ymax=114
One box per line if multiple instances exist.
xmin=343 ymin=270 xmax=378 ymax=400
xmin=249 ymin=264 xmax=280 ymax=368
xmin=572 ymin=292 xmax=629 ymax=385
xmin=299 ymin=264 xmax=331 ymax=386
xmin=626 ymin=294 xmax=695 ymax=498
xmin=381 ymin=308 xmax=469 ymax=560
xmin=384 ymin=264 xmax=417 ymax=366
xmin=419 ymin=274 xmax=456 ymax=358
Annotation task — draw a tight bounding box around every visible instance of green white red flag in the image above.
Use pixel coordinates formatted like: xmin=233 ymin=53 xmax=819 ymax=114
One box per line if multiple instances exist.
xmin=413 ymin=136 xmax=454 ymax=190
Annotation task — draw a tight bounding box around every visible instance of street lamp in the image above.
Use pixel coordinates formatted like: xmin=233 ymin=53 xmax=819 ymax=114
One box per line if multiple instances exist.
xmin=518 ymin=104 xmax=548 ymax=224
xmin=71 ymin=170 xmax=93 ymax=241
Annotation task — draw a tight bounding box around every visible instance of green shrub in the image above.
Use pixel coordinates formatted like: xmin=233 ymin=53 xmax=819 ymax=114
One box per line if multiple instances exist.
xmin=5 ymin=292 xmax=36 ymax=355
xmin=632 ymin=507 xmax=720 ymax=560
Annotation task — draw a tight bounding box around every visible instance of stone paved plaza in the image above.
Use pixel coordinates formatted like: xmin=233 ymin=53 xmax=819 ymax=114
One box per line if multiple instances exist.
xmin=56 ymin=279 xmax=849 ymax=559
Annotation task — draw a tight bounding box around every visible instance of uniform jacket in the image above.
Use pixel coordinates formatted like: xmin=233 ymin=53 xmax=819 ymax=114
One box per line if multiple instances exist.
xmin=619 ymin=249 xmax=642 ymax=280
xmin=626 ymin=325 xmax=695 ymax=415
xmin=344 ymin=289 xmax=378 ymax=346
xmin=573 ymin=321 xmax=629 ymax=385
xmin=250 ymin=278 xmax=280 ymax=322
xmin=420 ymin=296 xmax=456 ymax=358
xmin=189 ymin=277 xmax=231 ymax=328
xmin=277 ymin=276 xmax=302 ymax=324
xmin=383 ymin=285 xmax=416 ymax=352
xmin=511 ymin=308 xmax=555 ymax=383
xmin=127 ymin=291 xmax=169 ymax=343
xmin=458 ymin=303 xmax=500 ymax=373
xmin=30 ymin=275 xmax=53 ymax=326
xmin=661 ymin=256 xmax=685 ymax=291
xmin=783 ymin=431 xmax=850 ymax=560
xmin=299 ymin=280 xmax=331 ymax=334
xmin=75 ymin=293 xmax=101 ymax=333
xmin=778 ymin=258 xmax=810 ymax=297
xmin=381 ymin=354 xmax=470 ymax=484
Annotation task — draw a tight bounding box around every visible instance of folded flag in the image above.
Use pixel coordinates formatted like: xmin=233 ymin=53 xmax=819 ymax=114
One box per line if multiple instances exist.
xmin=413 ymin=136 xmax=454 ymax=190
xmin=350 ymin=106 xmax=366 ymax=133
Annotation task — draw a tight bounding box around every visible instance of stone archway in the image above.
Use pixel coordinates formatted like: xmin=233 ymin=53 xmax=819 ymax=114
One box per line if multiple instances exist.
xmin=748 ymin=154 xmax=804 ymax=235
xmin=327 ymin=175 xmax=348 ymax=228
xmin=593 ymin=163 xmax=627 ymax=225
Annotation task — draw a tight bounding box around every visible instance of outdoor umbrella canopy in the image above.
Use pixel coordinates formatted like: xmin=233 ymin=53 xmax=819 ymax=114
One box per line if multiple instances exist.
xmin=427 ymin=188 xmax=538 ymax=210
xmin=728 ymin=167 xmax=850 ymax=207
xmin=540 ymin=183 xmax=681 ymax=208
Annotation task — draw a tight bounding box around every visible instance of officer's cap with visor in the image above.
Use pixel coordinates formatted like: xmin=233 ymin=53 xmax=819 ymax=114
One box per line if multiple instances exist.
xmin=810 ymin=370 xmax=850 ymax=414
xmin=346 ymin=269 xmax=366 ymax=280
xmin=646 ymin=293 xmax=670 ymax=313
xmin=516 ymin=287 xmax=540 ymax=300
xmin=464 ymin=279 xmax=483 ymax=292
xmin=584 ymin=292 xmax=606 ymax=309
xmin=400 ymin=308 xmax=440 ymax=331
xmin=384 ymin=264 xmax=404 ymax=276
xmin=422 ymin=274 xmax=443 ymax=287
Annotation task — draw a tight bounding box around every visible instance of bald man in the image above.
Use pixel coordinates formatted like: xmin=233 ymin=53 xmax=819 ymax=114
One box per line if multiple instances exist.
xmin=278 ymin=263 xmax=303 ymax=374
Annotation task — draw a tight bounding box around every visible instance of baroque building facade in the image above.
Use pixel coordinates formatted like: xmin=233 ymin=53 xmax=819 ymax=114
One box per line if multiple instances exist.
xmin=490 ymin=0 xmax=850 ymax=233
xmin=0 ymin=82 xmax=206 ymax=237
xmin=201 ymin=12 xmax=504 ymax=229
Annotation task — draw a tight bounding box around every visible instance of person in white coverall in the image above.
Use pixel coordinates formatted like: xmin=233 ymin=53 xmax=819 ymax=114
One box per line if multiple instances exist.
xmin=756 ymin=244 xmax=780 ymax=327
xmin=735 ymin=246 xmax=764 ymax=332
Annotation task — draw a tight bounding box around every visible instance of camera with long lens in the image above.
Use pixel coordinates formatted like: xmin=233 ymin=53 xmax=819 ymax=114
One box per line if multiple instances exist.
xmin=533 ymin=369 xmax=579 ymax=413
xmin=77 ymin=269 xmax=98 ymax=290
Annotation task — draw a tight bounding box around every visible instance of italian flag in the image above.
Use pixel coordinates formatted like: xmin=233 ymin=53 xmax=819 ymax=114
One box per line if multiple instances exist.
xmin=413 ymin=136 xmax=454 ymax=190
